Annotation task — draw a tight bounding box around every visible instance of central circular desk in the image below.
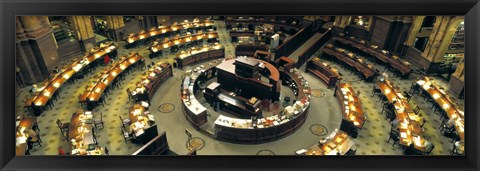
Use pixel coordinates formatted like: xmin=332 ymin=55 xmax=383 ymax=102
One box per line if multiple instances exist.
xmin=181 ymin=57 xmax=311 ymax=144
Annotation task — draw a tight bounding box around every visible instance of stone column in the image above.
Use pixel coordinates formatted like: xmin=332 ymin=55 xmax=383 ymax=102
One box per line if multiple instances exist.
xmin=70 ymin=16 xmax=96 ymax=52
xmin=404 ymin=16 xmax=425 ymax=46
xmin=106 ymin=16 xmax=126 ymax=41
xmin=16 ymin=16 xmax=59 ymax=84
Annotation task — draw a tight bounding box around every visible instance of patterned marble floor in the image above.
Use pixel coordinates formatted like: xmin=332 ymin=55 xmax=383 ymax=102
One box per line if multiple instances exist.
xmin=15 ymin=22 xmax=463 ymax=156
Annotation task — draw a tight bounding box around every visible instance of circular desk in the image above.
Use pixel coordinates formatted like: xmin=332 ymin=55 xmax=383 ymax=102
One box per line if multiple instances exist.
xmin=181 ymin=57 xmax=311 ymax=144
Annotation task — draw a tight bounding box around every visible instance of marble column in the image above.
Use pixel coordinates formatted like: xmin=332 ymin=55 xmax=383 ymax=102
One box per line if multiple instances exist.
xmin=16 ymin=16 xmax=59 ymax=84
xmin=404 ymin=16 xmax=425 ymax=46
xmin=70 ymin=16 xmax=96 ymax=52
xmin=106 ymin=16 xmax=126 ymax=41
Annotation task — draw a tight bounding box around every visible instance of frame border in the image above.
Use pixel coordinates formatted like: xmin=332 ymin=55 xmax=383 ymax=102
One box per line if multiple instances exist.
xmin=1 ymin=0 xmax=479 ymax=170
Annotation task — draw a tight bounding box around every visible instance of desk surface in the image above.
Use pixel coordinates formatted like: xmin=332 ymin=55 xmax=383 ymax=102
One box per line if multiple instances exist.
xmin=26 ymin=42 xmax=116 ymax=107
xmin=80 ymin=53 xmax=143 ymax=102
xmin=68 ymin=109 xmax=96 ymax=154
xmin=129 ymin=104 xmax=154 ymax=137
xmin=15 ymin=117 xmax=37 ymax=156
xmin=377 ymin=80 xmax=426 ymax=151
xmin=416 ymin=77 xmax=464 ymax=141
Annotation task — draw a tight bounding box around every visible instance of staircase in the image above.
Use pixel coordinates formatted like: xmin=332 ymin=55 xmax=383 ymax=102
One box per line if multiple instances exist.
xmin=57 ymin=38 xmax=83 ymax=60
xmin=214 ymin=20 xmax=236 ymax=58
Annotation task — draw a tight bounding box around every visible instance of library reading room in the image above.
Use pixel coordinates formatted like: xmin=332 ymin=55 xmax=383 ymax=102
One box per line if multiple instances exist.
xmin=15 ymin=16 xmax=465 ymax=156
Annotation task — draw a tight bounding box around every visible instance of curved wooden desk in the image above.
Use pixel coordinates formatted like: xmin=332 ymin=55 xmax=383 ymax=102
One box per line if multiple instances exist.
xmin=181 ymin=59 xmax=224 ymax=128
xmin=150 ymin=32 xmax=219 ymax=53
xmin=377 ymin=80 xmax=427 ymax=151
xmin=335 ymin=83 xmax=365 ymax=129
xmin=127 ymin=20 xmax=214 ymax=44
xmin=333 ymin=35 xmax=411 ymax=77
xmin=175 ymin=43 xmax=225 ymax=69
xmin=298 ymin=129 xmax=354 ymax=155
xmin=306 ymin=57 xmax=340 ymax=88
xmin=79 ymin=53 xmax=142 ymax=106
xmin=321 ymin=45 xmax=376 ymax=81
xmin=132 ymin=62 xmax=173 ymax=102
xmin=416 ymin=77 xmax=464 ymax=141
xmin=25 ymin=42 xmax=117 ymax=112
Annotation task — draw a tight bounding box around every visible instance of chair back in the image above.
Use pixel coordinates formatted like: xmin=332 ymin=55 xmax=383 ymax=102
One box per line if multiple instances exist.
xmin=390 ymin=130 xmax=400 ymax=141
xmin=119 ymin=115 xmax=124 ymax=125
xmin=56 ymin=119 xmax=62 ymax=127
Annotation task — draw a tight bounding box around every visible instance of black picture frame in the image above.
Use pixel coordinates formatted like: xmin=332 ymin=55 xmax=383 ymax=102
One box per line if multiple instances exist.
xmin=1 ymin=0 xmax=479 ymax=170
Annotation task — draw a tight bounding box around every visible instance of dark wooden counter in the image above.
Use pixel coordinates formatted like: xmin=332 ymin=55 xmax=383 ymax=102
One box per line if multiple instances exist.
xmin=321 ymin=46 xmax=376 ymax=81
xmin=306 ymin=58 xmax=340 ymax=88
xmin=213 ymin=69 xmax=311 ymax=144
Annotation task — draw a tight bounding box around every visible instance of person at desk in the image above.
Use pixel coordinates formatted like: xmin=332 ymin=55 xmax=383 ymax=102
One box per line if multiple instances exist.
xmin=103 ymin=55 xmax=111 ymax=65
xmin=381 ymin=72 xmax=389 ymax=82
xmin=391 ymin=119 xmax=400 ymax=134
xmin=30 ymin=84 xmax=44 ymax=93
xmin=424 ymin=140 xmax=434 ymax=152
xmin=52 ymin=66 xmax=60 ymax=74
xmin=453 ymin=140 xmax=464 ymax=154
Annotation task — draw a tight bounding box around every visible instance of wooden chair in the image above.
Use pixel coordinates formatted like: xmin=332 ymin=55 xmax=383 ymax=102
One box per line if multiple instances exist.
xmin=94 ymin=112 xmax=104 ymax=129
xmin=56 ymin=119 xmax=70 ymax=133
xmin=371 ymin=85 xmax=382 ymax=97
xmin=126 ymin=88 xmax=133 ymax=102
xmin=422 ymin=145 xmax=435 ymax=155
xmin=387 ymin=129 xmax=400 ymax=147
xmin=28 ymin=136 xmax=42 ymax=147
xmin=403 ymin=91 xmax=412 ymax=102
xmin=32 ymin=122 xmax=40 ymax=132
xmin=119 ymin=116 xmax=131 ymax=128
xmin=414 ymin=105 xmax=421 ymax=115
xmin=121 ymin=127 xmax=132 ymax=144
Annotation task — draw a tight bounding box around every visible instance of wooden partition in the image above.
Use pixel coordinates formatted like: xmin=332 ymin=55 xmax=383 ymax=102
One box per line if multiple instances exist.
xmin=132 ymin=131 xmax=169 ymax=155
xmin=273 ymin=21 xmax=318 ymax=60
xmin=235 ymin=44 xmax=269 ymax=57
xmin=296 ymin=29 xmax=332 ymax=68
